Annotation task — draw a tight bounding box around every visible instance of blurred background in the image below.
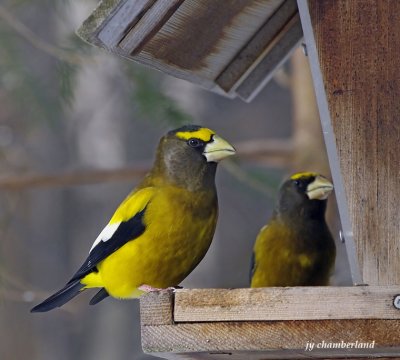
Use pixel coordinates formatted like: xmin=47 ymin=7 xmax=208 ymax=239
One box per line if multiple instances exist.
xmin=0 ymin=1 xmax=352 ymax=359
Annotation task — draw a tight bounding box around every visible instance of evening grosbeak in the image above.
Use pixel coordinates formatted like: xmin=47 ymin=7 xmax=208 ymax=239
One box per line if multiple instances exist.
xmin=250 ymin=172 xmax=336 ymax=287
xmin=31 ymin=125 xmax=235 ymax=312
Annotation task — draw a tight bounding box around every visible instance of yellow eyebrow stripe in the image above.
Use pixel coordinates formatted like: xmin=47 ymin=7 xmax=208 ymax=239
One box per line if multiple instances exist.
xmin=175 ymin=128 xmax=215 ymax=142
xmin=290 ymin=172 xmax=319 ymax=180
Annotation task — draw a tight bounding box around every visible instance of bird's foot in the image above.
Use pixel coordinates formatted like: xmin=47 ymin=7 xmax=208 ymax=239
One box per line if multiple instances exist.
xmin=139 ymin=284 xmax=182 ymax=293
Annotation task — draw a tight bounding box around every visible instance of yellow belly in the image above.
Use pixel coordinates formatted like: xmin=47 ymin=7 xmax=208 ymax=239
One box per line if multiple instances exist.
xmin=251 ymin=220 xmax=334 ymax=287
xmin=82 ymin=186 xmax=217 ymax=298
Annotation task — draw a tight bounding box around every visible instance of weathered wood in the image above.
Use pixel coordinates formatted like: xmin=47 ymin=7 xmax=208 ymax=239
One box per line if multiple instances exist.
xmin=78 ymin=0 xmax=299 ymax=99
xmin=98 ymin=0 xmax=156 ymax=50
xmin=235 ymin=13 xmax=303 ymax=101
xmin=216 ymin=0 xmax=298 ymax=92
xmin=133 ymin=0 xmax=283 ymax=88
xmin=142 ymin=319 xmax=400 ymax=359
xmin=148 ymin=355 xmax=400 ymax=360
xmin=173 ymin=287 xmax=400 ymax=322
xmin=297 ymin=0 xmax=362 ymax=286
xmin=143 ymin=319 xmax=399 ymax=358
xmin=118 ymin=0 xmax=184 ymax=54
xmin=140 ymin=291 xmax=174 ymax=326
xmin=145 ymin=355 xmax=400 ymax=360
xmin=299 ymin=0 xmax=400 ymax=285
xmin=290 ymin=47 xmax=353 ymax=286
xmin=140 ymin=288 xmax=400 ymax=358
xmin=77 ymin=0 xmax=122 ymax=47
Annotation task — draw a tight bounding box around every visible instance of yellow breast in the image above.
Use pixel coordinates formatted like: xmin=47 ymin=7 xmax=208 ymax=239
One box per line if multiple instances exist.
xmin=92 ymin=186 xmax=217 ymax=298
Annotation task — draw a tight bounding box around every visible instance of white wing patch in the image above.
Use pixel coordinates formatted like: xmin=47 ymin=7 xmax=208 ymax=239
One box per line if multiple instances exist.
xmin=90 ymin=222 xmax=121 ymax=253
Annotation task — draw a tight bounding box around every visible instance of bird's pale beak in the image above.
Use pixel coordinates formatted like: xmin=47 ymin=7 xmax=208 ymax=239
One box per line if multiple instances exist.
xmin=203 ymin=135 xmax=236 ymax=162
xmin=306 ymin=175 xmax=334 ymax=200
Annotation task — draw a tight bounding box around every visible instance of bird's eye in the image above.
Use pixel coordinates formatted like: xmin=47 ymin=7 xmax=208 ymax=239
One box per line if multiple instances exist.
xmin=187 ymin=138 xmax=202 ymax=148
xmin=294 ymin=180 xmax=301 ymax=187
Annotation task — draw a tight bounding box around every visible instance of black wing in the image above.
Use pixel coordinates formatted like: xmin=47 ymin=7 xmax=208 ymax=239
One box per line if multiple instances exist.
xmin=68 ymin=209 xmax=146 ymax=284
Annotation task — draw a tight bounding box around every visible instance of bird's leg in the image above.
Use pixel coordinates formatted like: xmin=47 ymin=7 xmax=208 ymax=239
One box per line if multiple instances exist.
xmin=138 ymin=284 xmax=182 ymax=293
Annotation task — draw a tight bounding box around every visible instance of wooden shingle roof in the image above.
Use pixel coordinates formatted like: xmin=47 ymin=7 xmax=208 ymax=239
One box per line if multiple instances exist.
xmin=78 ymin=0 xmax=302 ymax=101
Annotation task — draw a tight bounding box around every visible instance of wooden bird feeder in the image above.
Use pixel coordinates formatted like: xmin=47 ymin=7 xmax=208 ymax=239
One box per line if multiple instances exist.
xmin=79 ymin=0 xmax=400 ymax=358
xmin=78 ymin=0 xmax=302 ymax=101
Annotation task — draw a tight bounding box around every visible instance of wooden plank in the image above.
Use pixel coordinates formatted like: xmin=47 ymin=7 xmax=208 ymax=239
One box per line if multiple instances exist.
xmin=146 ymin=356 xmax=400 ymax=360
xmin=216 ymin=0 xmax=298 ymax=92
xmin=173 ymin=287 xmax=400 ymax=322
xmin=235 ymin=13 xmax=303 ymax=101
xmin=78 ymin=0 xmax=303 ymax=98
xmin=142 ymin=319 xmax=400 ymax=358
xmin=140 ymin=289 xmax=400 ymax=358
xmin=140 ymin=291 xmax=174 ymax=326
xmin=300 ymin=0 xmax=400 ymax=286
xmin=289 ymin=47 xmax=353 ymax=286
xmin=77 ymin=0 xmax=121 ymax=46
xmin=135 ymin=0 xmax=283 ymax=74
xmin=118 ymin=0 xmax=184 ymax=54
xmin=79 ymin=0 xmax=288 ymax=91
xmin=297 ymin=0 xmax=362 ymax=285
xmin=97 ymin=0 xmax=157 ymax=49
xmin=149 ymin=355 xmax=400 ymax=360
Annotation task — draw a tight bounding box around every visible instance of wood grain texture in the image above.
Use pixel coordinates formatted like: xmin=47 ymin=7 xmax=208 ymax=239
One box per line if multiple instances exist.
xmin=216 ymin=0 xmax=298 ymax=92
xmin=137 ymin=0 xmax=282 ymax=75
xmin=146 ymin=354 xmax=400 ymax=360
xmin=142 ymin=320 xmax=400 ymax=358
xmin=78 ymin=0 xmax=287 ymax=91
xmin=235 ymin=12 xmax=303 ymax=101
xmin=140 ymin=289 xmax=400 ymax=358
xmin=305 ymin=0 xmax=400 ymax=285
xmin=118 ymin=0 xmax=184 ymax=54
xmin=98 ymin=0 xmax=156 ymax=49
xmin=77 ymin=0 xmax=121 ymax=45
xmin=173 ymin=287 xmax=400 ymax=322
xmin=126 ymin=0 xmax=284 ymax=91
xmin=78 ymin=0 xmax=303 ymax=99
xmin=140 ymin=291 xmax=174 ymax=326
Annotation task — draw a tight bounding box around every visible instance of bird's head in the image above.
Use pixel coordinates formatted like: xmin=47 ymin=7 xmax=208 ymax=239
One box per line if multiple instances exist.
xmin=277 ymin=172 xmax=334 ymax=219
xmin=153 ymin=125 xmax=236 ymax=190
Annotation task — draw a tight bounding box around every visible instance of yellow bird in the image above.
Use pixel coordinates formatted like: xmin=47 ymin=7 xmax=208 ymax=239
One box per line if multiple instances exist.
xmin=31 ymin=125 xmax=235 ymax=312
xmin=250 ymin=172 xmax=336 ymax=287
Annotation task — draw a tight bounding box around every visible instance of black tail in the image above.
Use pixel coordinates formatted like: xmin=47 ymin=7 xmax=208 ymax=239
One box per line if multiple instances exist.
xmin=89 ymin=288 xmax=109 ymax=305
xmin=30 ymin=280 xmax=84 ymax=313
